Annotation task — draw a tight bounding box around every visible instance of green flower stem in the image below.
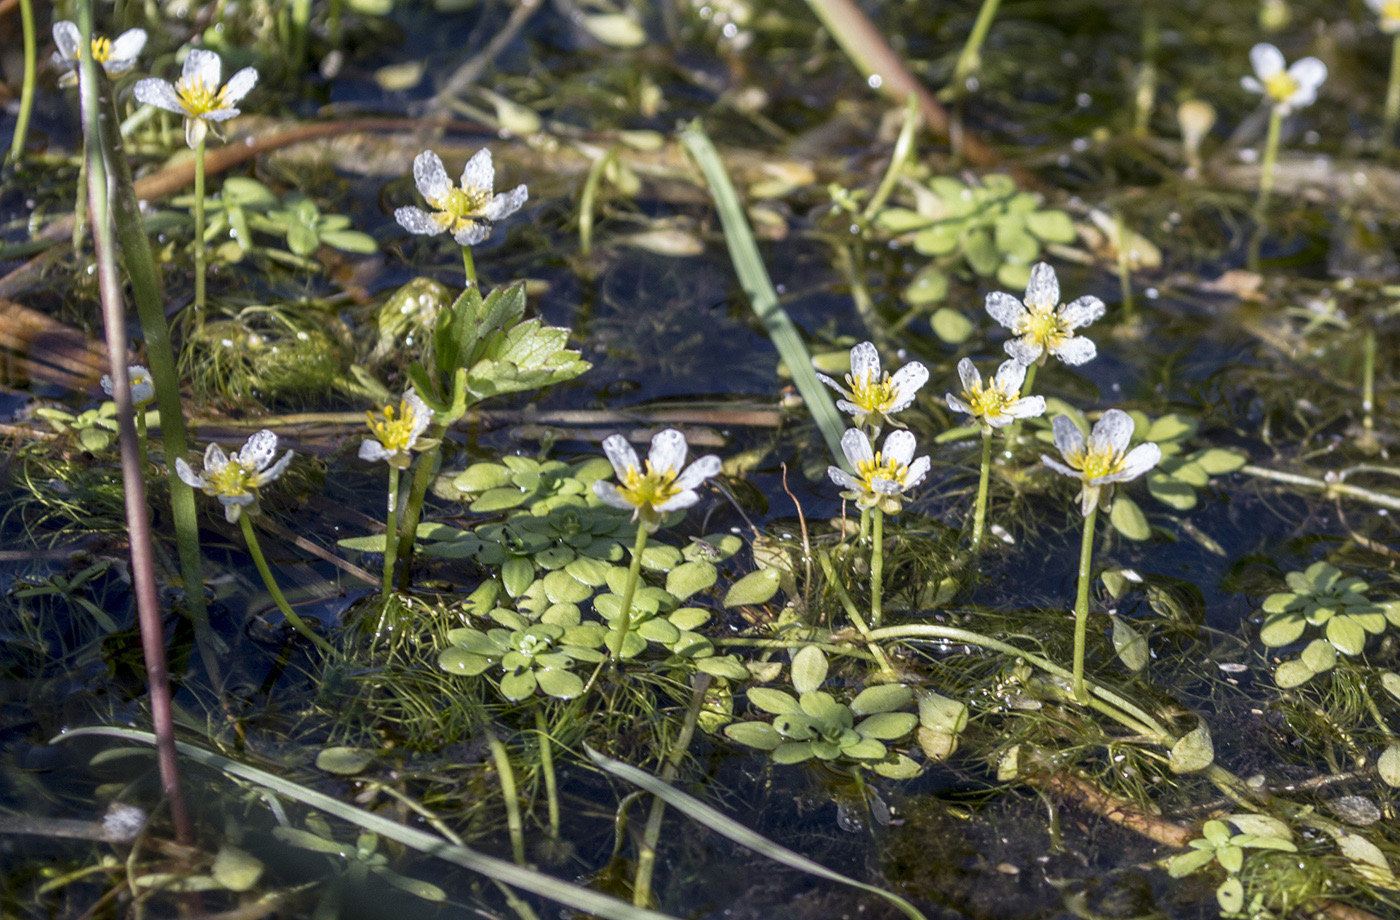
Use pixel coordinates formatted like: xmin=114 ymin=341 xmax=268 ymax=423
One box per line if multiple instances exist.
xmin=861 ymin=93 xmax=920 ymax=222
xmin=483 ymin=725 xmax=526 ymax=867
xmin=858 ymin=506 xmax=870 ymax=543
xmin=970 ymin=426 xmax=993 ymax=550
xmin=1386 ymin=33 xmax=1400 ymax=144
xmin=815 ymin=549 xmax=895 ymax=677
xmin=462 ymin=245 xmax=478 ymax=287
xmin=379 ymin=465 xmax=401 ymax=609
xmin=394 ymin=421 xmax=448 ymax=590
xmin=1363 ymin=328 xmax=1377 ymax=438
xmin=951 ymin=0 xmax=1003 ymax=91
xmin=611 ymin=524 xmax=650 ymax=665
xmin=870 ymin=507 xmax=884 ymax=627
xmin=1072 ymin=504 xmax=1099 ymax=704
xmin=193 ymin=134 xmax=208 ymax=323
xmin=535 ymin=707 xmax=560 ymax=841
xmin=238 ymin=515 xmax=336 ymax=657
xmin=1255 ymin=105 xmax=1284 ymax=218
xmin=135 ymin=410 xmax=149 ymax=473
xmin=6 ymin=0 xmax=36 ymax=164
xmin=633 ymin=674 xmax=708 ymax=908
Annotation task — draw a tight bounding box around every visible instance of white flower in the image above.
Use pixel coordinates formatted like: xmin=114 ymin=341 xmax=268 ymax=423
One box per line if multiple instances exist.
xmin=815 ymin=341 xmax=928 ymax=433
xmin=359 ymin=389 xmax=434 ymax=469
xmin=394 ymin=149 xmax=528 ymax=247
xmin=945 ymin=358 xmax=1046 ymax=432
xmin=101 ymin=365 xmax=155 ymax=407
xmin=827 ymin=428 xmax=930 ymax=515
xmin=593 ymin=429 xmax=721 ymax=532
xmin=52 ymin=21 xmax=146 ymax=87
xmin=1367 ymin=0 xmax=1400 ymax=34
xmin=133 ymin=49 xmax=258 ymax=148
xmin=176 ymin=429 xmax=293 ymax=523
xmin=1240 ymin=43 xmax=1326 ymax=114
xmin=986 ymin=263 xmax=1104 ymax=367
xmin=1041 ymin=409 xmax=1162 ymax=517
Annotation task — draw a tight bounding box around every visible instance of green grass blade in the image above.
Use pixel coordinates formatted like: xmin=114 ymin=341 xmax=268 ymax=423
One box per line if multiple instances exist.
xmin=585 ymin=745 xmax=928 ymax=920
xmin=55 ymin=727 xmax=682 ymax=920
xmin=679 ymin=121 xmax=847 ymax=462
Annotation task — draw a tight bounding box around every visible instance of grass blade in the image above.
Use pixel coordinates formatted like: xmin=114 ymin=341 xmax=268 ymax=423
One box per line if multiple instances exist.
xmin=585 ymin=744 xmax=928 ymax=920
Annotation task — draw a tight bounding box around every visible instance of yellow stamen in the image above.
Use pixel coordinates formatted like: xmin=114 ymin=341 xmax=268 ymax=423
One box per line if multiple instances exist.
xmin=428 ymin=187 xmax=492 ymax=238
xmin=618 ymin=462 xmax=681 ymax=510
xmin=1077 ymin=446 xmax=1127 ymax=482
xmin=1017 ymin=308 xmax=1071 ymax=353
xmin=206 ymin=459 xmax=257 ymax=499
xmin=855 ymin=451 xmax=906 ymax=487
xmin=177 ymin=76 xmax=227 ymax=116
xmin=366 ymin=400 xmax=422 ymax=454
xmin=847 ymin=370 xmax=896 ymax=415
xmin=91 ymin=36 xmax=113 ymax=64
xmin=1263 ymin=70 xmax=1299 ymax=105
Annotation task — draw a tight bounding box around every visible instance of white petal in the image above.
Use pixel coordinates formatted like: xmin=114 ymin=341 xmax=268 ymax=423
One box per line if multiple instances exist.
xmin=109 ymin=29 xmax=148 ymax=66
xmin=200 ymin=106 xmax=241 ymax=123
xmin=945 ymin=392 xmax=972 ymax=416
xmin=1041 ymin=454 xmax=1080 ymax=479
xmin=1052 ymin=336 xmax=1097 ymax=366
xmin=956 ymin=357 xmax=980 ymax=393
xmin=1250 ymin=43 xmax=1285 ymax=79
xmin=675 ymin=454 xmax=721 ymax=491
xmin=1241 ymin=76 xmax=1264 ymax=95
xmin=484 ymin=185 xmax=527 ymax=221
xmin=359 ymin=439 xmax=391 ymax=462
xmin=460 ymin=148 xmax=495 ymax=194
xmin=654 ymin=490 xmax=701 ymax=512
xmin=1007 ymin=395 xmax=1047 ymax=419
xmin=1089 ymin=409 xmax=1134 ymax=457
xmin=413 ymin=150 xmax=452 ymax=202
xmin=985 ymin=290 xmax=1026 ymax=329
xmin=220 ymin=67 xmax=258 ymax=106
xmin=593 ymin=481 xmax=634 ymax=510
xmin=395 ymin=206 xmax=442 ymax=236
xmin=601 ymin=433 xmax=639 ymax=479
xmin=183 ymin=48 xmax=222 ymax=88
xmin=1368 ymin=0 xmax=1384 ymax=12
xmin=1051 ymin=415 xmax=1085 ymax=458
xmin=647 ymin=428 xmax=688 ymax=475
xmin=133 ymin=78 xmax=185 ymax=114
xmin=1079 ymin=485 xmax=1100 ymax=518
xmin=1289 ymin=57 xmax=1327 ymax=94
xmin=239 ymin=429 xmax=279 ymax=470
xmin=881 ymin=429 xmax=917 ymax=467
xmin=1113 ymin=442 xmax=1163 ymax=482
xmin=902 ymin=456 xmax=930 ymax=490
xmin=992 ymin=359 xmax=1026 ymax=393
xmin=451 ymin=221 xmax=490 ymax=246
xmin=835 ymin=398 xmax=864 ymax=418
xmin=827 ymin=466 xmax=860 ymax=491
xmin=840 ymin=428 xmax=873 ymax=467
xmin=404 ymin=389 xmax=433 ymax=440
xmin=1023 ymin=262 xmax=1059 ymax=311
xmin=175 ymin=457 xmax=206 ymax=489
xmin=887 ymin=362 xmax=928 ymax=411
xmin=1004 ymin=338 xmax=1042 ymax=365
xmin=53 ymin=21 xmax=81 ymax=60
xmin=101 ymin=373 xmax=116 ymax=397
xmin=203 ymin=442 xmax=228 ymax=472
xmin=257 ymin=449 xmax=294 ymax=485
xmin=1061 ymin=295 xmax=1105 ymax=328
xmin=814 ymin=372 xmax=851 ymax=399
xmin=849 ymin=341 xmax=880 ymax=384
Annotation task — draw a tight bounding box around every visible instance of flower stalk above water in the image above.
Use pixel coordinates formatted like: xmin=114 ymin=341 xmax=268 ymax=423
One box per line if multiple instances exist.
xmin=1240 ymin=42 xmax=1325 ymax=215
xmin=1042 ymin=410 xmax=1161 ymax=701
xmin=102 ymin=364 xmax=154 ymax=470
xmin=361 ymin=390 xmax=436 ymax=610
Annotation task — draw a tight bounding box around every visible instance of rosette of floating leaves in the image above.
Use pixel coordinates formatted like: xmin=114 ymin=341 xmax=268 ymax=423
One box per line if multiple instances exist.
xmin=871 ymin=174 xmax=1078 ymax=337
xmin=51 ymin=21 xmax=146 ymax=87
xmin=438 ymin=606 xmax=607 ymax=700
xmin=814 ymin=340 xmax=928 ymax=435
xmin=1166 ymin=816 xmax=1298 ymax=915
xmin=724 ymin=648 xmax=922 ymax=778
xmin=1259 ymin=562 xmax=1400 ymax=688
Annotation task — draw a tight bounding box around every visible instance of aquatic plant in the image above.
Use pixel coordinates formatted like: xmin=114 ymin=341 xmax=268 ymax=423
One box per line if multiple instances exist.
xmin=394 ymin=149 xmax=528 ymax=283
xmin=51 ymin=21 xmax=146 ymax=87
xmin=1240 ymin=42 xmax=1325 ymax=214
xmin=945 ymin=357 xmax=1045 ymax=549
xmin=1042 ymin=410 xmax=1161 ymax=701
xmin=1259 ymin=562 xmax=1400 ymax=687
xmin=101 ymin=364 xmax=155 ymax=467
xmin=815 ymin=340 xmax=928 ymax=437
xmin=360 ymin=389 xmax=436 ymax=609
xmin=1165 ymin=815 xmax=1297 ymax=915
xmin=134 ymin=50 xmax=259 ymax=320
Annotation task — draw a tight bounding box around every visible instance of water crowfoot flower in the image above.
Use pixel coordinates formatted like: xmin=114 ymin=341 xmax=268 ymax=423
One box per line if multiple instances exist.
xmin=1369 ymin=0 xmax=1400 ymax=33
xmin=101 ymin=365 xmax=155 ymax=407
xmin=1042 ymin=409 xmax=1161 ymax=702
xmin=827 ymin=428 xmax=930 ymax=516
xmin=175 ymin=429 xmax=292 ymax=523
xmin=815 ymin=341 xmax=928 ymax=435
xmin=985 ymin=263 xmax=1104 ymax=369
xmin=394 ymin=149 xmax=529 ymax=248
xmin=360 ymin=390 xmax=435 ymax=470
xmin=1241 ymin=42 xmax=1326 ymax=115
xmin=133 ymin=49 xmax=257 ymax=148
xmin=52 ymin=21 xmax=146 ymax=86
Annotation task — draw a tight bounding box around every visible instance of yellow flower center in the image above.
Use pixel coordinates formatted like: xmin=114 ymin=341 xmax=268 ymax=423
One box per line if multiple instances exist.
xmin=1382 ymin=0 xmax=1400 ymax=28
xmin=964 ymin=381 xmax=1012 ymax=423
xmin=366 ymin=400 xmax=423 ymax=454
xmin=428 ymin=187 xmax=492 ymax=236
xmin=177 ymin=76 xmax=226 ymax=117
xmin=1016 ymin=308 xmax=1070 ymax=353
xmin=855 ymin=452 xmax=906 ymax=488
xmin=847 ymin=370 xmax=896 ymax=415
xmin=1264 ymin=70 xmax=1299 ymax=104
xmin=91 ymin=36 xmax=113 ymax=64
xmin=618 ymin=462 xmax=681 ymax=510
xmin=205 ymin=459 xmax=257 ymax=499
xmin=1074 ymin=446 xmax=1127 ymax=483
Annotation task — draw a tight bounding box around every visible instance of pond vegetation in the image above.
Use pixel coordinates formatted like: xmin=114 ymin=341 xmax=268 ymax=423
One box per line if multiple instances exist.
xmin=3 ymin=0 xmax=1400 ymax=917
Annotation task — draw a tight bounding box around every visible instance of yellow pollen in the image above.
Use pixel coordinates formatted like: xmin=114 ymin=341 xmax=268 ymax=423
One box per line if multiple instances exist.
xmin=91 ymin=36 xmax=113 ymax=63
xmin=430 ymin=187 xmax=491 ymax=221
xmin=848 ymin=371 xmax=895 ymax=414
xmin=1017 ymin=308 xmax=1069 ymax=351
xmin=1078 ymin=448 xmax=1126 ymax=482
xmin=966 ymin=382 xmax=1011 ymax=421
xmin=1263 ymin=70 xmax=1298 ymax=104
xmin=177 ymin=76 xmax=224 ymax=116
xmin=618 ymin=462 xmax=680 ymax=510
xmin=855 ymin=451 xmax=906 ymax=487
xmin=206 ymin=459 xmax=256 ymax=498
xmin=366 ymin=401 xmax=421 ymax=453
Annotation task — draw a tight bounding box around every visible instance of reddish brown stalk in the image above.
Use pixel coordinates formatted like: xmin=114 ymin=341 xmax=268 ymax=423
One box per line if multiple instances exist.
xmin=79 ymin=59 xmax=192 ymax=844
